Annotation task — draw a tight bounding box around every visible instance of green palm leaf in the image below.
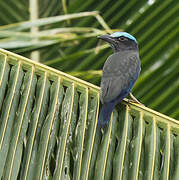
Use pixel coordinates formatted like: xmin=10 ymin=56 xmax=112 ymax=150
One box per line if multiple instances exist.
xmin=0 ymin=48 xmax=179 ymax=179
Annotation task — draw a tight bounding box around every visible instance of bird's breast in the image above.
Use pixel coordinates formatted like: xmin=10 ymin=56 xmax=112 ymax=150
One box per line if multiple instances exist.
xmin=103 ymin=51 xmax=140 ymax=77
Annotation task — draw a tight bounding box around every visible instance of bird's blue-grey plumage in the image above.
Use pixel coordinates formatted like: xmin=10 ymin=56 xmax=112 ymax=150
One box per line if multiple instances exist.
xmin=98 ymin=32 xmax=141 ymax=126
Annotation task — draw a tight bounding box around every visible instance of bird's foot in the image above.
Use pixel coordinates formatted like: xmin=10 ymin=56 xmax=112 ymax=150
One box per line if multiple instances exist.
xmin=127 ymin=99 xmax=144 ymax=105
xmin=128 ymin=93 xmax=144 ymax=106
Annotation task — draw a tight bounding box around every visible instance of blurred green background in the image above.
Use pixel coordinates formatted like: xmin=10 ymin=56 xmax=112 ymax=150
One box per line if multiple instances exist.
xmin=0 ymin=0 xmax=178 ymax=119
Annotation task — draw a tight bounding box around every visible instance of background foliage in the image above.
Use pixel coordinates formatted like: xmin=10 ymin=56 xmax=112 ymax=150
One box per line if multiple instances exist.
xmin=0 ymin=0 xmax=178 ymax=119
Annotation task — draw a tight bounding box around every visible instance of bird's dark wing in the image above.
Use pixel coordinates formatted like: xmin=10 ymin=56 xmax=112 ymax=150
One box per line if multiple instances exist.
xmin=100 ymin=51 xmax=140 ymax=104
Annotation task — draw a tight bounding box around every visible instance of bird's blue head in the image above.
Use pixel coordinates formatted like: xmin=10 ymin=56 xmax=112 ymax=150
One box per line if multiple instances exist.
xmin=98 ymin=32 xmax=138 ymax=52
xmin=110 ymin=32 xmax=137 ymax=43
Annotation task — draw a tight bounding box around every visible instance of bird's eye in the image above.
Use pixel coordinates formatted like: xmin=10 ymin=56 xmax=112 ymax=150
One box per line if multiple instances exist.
xmin=118 ymin=37 xmax=127 ymax=41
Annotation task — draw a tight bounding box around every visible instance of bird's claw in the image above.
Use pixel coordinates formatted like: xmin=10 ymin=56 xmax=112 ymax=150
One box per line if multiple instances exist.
xmin=128 ymin=93 xmax=145 ymax=106
xmin=127 ymin=99 xmax=144 ymax=106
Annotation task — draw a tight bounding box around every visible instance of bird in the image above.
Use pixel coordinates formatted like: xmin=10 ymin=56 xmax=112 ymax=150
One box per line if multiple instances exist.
xmin=98 ymin=32 xmax=141 ymax=127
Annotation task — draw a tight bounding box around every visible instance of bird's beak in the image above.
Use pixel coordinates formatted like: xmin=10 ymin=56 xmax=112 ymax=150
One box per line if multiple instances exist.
xmin=98 ymin=34 xmax=115 ymax=44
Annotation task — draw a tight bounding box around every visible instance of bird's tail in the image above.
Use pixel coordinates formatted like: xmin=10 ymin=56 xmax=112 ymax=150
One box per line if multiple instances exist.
xmin=98 ymin=102 xmax=115 ymax=127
